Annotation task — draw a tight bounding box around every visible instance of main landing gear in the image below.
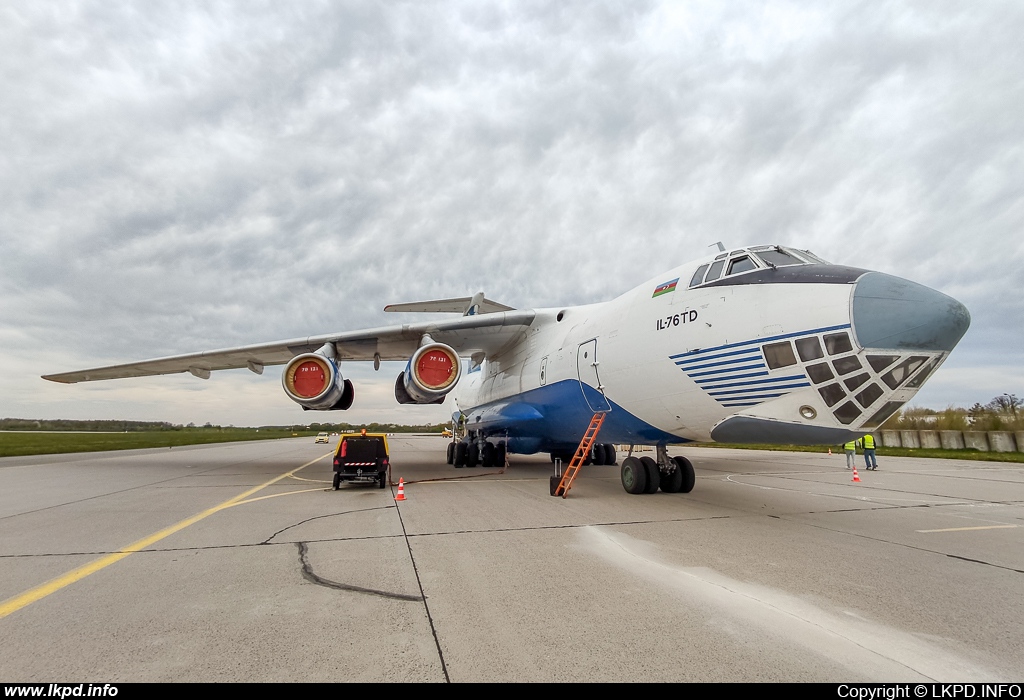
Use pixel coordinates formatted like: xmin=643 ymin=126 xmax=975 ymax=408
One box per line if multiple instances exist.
xmin=448 ymin=438 xmax=506 ymax=468
xmin=620 ymin=445 xmax=694 ymax=495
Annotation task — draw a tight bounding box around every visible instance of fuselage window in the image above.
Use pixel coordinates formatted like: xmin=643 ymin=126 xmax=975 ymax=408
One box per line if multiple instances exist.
xmin=727 ymin=256 xmax=757 ymax=276
xmin=833 ymin=401 xmax=862 ymax=425
xmin=704 ymin=260 xmax=725 ymax=282
xmin=763 ymin=341 xmax=797 ymax=369
xmin=818 ymin=383 xmax=846 ymax=407
xmin=855 ymin=383 xmax=884 ymax=408
xmin=689 ymin=264 xmax=709 ymax=288
xmin=806 ymin=362 xmax=834 ymax=384
xmin=862 ymin=400 xmax=904 ymax=429
xmin=824 ymin=332 xmax=853 ymax=355
xmin=832 ymin=355 xmax=863 ymax=376
xmin=881 ymin=356 xmax=928 ymax=390
xmin=796 ymin=337 xmax=823 ymax=362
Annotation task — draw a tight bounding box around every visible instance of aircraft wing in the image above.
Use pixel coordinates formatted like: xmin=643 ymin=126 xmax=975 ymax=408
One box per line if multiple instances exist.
xmin=42 ymin=310 xmax=536 ymax=384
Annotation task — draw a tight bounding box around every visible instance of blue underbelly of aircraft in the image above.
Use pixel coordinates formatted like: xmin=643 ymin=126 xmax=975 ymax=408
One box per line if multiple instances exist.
xmin=461 ymin=379 xmax=687 ymax=454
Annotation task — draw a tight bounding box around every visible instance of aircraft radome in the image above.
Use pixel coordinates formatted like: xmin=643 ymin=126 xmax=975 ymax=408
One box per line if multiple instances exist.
xmin=44 ymin=244 xmax=970 ymax=496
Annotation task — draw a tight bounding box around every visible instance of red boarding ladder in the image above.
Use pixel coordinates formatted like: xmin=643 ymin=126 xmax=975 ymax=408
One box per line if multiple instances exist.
xmin=553 ymin=412 xmax=606 ymax=498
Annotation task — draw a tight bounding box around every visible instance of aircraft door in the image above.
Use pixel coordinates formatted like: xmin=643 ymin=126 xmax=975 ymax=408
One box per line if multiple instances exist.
xmin=577 ymin=339 xmax=611 ymax=412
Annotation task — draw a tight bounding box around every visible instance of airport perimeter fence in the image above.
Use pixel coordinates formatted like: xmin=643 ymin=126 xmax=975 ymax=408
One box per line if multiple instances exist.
xmin=873 ymin=429 xmax=1024 ymax=452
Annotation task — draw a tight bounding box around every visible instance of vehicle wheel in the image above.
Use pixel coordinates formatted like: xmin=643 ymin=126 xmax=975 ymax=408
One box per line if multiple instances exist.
xmin=661 ymin=457 xmax=684 ymax=493
xmin=676 ymin=455 xmax=695 ymax=493
xmin=332 ymin=472 xmax=341 ymax=490
xmin=495 ymin=442 xmax=507 ymax=467
xmin=481 ymin=442 xmax=496 ymax=468
xmin=378 ymin=471 xmax=387 ymax=489
xmin=550 ymin=475 xmax=563 ymax=497
xmin=454 ymin=442 xmax=468 ymax=468
xmin=446 ymin=442 xmax=455 ymax=465
xmin=640 ymin=456 xmax=660 ymax=494
xmin=620 ymin=457 xmax=647 ymax=495
xmin=466 ymin=443 xmax=479 ymax=468
xmin=605 ymin=444 xmax=617 ymax=466
xmin=591 ymin=444 xmax=605 ymax=465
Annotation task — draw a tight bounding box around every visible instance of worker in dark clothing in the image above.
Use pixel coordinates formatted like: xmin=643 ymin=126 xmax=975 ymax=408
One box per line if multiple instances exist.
xmin=857 ymin=434 xmax=878 ymax=470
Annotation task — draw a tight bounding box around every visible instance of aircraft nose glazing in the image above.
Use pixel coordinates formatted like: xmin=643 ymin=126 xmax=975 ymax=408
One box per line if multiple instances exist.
xmin=851 ymin=272 xmax=970 ymax=352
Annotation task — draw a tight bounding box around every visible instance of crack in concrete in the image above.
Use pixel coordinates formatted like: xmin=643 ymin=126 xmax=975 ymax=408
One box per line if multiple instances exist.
xmin=262 ymin=505 xmax=395 ymax=544
xmin=296 ymin=542 xmax=422 ymax=601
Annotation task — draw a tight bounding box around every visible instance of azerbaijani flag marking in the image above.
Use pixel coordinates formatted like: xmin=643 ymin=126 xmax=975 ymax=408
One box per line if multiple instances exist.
xmin=652 ymin=278 xmax=679 ymax=298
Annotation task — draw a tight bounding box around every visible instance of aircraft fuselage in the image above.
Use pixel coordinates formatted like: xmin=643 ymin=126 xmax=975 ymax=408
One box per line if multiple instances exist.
xmin=454 ymin=246 xmax=969 ymax=455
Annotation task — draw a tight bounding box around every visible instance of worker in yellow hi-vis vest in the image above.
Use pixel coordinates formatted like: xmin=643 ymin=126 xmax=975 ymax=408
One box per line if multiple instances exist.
xmin=856 ymin=434 xmax=878 ymax=470
xmin=843 ymin=440 xmax=857 ymax=469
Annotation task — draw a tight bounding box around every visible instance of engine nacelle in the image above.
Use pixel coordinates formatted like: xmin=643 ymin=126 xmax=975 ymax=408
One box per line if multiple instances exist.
xmin=281 ymin=353 xmax=354 ymax=411
xmin=395 ymin=342 xmax=462 ymax=404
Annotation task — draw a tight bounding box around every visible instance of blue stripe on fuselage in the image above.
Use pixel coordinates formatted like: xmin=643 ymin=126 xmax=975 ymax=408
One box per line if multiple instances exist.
xmin=460 ymin=379 xmax=687 ymax=454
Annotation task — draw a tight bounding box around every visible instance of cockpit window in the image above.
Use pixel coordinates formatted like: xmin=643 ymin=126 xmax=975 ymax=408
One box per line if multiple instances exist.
xmin=689 ymin=245 xmax=822 ymax=288
xmin=753 ymin=248 xmax=803 ymax=268
xmin=795 ymin=249 xmax=829 ymax=264
xmin=727 ymin=256 xmax=757 ymax=275
xmin=689 ymin=264 xmax=709 ymax=288
xmin=705 ymin=260 xmax=725 ymax=282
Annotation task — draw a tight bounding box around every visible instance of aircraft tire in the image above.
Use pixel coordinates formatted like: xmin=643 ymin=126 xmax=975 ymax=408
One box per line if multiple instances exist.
xmin=591 ymin=444 xmax=605 ymax=466
xmin=620 ymin=457 xmax=647 ymax=494
xmin=661 ymin=457 xmax=685 ymax=493
xmin=332 ymin=472 xmax=341 ymax=490
xmin=677 ymin=455 xmax=696 ymax=493
xmin=454 ymin=442 xmax=468 ymax=468
xmin=466 ymin=443 xmax=479 ymax=468
xmin=496 ymin=442 xmax=507 ymax=467
xmin=605 ymin=444 xmax=617 ymax=466
xmin=446 ymin=442 xmax=455 ymax=465
xmin=481 ymin=442 xmax=496 ymax=468
xmin=640 ymin=456 xmax=660 ymax=494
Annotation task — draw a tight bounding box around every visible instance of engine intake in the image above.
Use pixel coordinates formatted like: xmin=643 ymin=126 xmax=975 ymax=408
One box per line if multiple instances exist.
xmin=282 ymin=353 xmax=354 ymax=410
xmin=395 ymin=342 xmax=462 ymax=404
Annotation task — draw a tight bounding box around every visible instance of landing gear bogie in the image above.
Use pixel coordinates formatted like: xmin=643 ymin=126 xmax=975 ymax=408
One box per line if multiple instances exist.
xmin=639 ymin=456 xmax=660 ymax=494
xmin=620 ymin=456 xmax=647 ymax=495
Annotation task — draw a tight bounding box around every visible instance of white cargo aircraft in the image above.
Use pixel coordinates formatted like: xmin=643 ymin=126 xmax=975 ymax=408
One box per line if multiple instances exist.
xmin=44 ymin=245 xmax=970 ymax=495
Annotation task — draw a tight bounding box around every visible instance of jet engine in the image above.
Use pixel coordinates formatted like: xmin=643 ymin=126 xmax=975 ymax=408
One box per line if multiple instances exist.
xmin=395 ymin=342 xmax=462 ymax=405
xmin=281 ymin=353 xmax=354 ymax=411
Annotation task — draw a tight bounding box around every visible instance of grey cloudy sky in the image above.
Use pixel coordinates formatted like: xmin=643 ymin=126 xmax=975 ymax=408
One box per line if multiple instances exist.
xmin=2 ymin=1 xmax=1022 ymax=427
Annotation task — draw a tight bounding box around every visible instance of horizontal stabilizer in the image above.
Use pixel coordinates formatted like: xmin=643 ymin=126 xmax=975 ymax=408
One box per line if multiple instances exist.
xmin=384 ymin=293 xmax=514 ymax=316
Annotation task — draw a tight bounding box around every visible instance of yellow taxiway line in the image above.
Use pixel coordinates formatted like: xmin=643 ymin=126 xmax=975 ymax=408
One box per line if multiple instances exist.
xmin=916 ymin=524 xmax=1018 ymax=533
xmin=0 ymin=452 xmax=331 ymax=620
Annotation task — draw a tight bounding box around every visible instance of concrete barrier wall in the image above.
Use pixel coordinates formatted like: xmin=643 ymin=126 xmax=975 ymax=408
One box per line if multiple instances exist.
xmin=988 ymin=432 xmax=1017 ymax=453
xmin=964 ymin=432 xmax=990 ymax=451
xmin=900 ymin=430 xmax=921 ymax=449
xmin=940 ymin=431 xmax=966 ymax=450
xmin=838 ymin=430 xmax=1020 ymax=452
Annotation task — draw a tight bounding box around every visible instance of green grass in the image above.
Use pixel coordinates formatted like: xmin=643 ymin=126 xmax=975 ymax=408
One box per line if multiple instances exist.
xmin=0 ymin=428 xmax=317 ymax=458
xmin=687 ymin=442 xmax=1024 ymax=463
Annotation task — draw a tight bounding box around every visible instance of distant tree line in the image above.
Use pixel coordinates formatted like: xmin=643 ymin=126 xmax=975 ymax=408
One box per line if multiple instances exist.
xmin=1 ymin=418 xmax=451 ymax=433
xmin=882 ymin=394 xmax=1022 ymax=432
xmin=0 ymin=418 xmax=182 ymax=432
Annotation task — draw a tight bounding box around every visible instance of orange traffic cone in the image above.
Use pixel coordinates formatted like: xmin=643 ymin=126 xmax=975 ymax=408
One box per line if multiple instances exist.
xmin=852 ymin=465 xmax=860 ymax=483
xmin=828 ymin=447 xmax=832 ymax=455
xmin=395 ymin=477 xmax=406 ymax=501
